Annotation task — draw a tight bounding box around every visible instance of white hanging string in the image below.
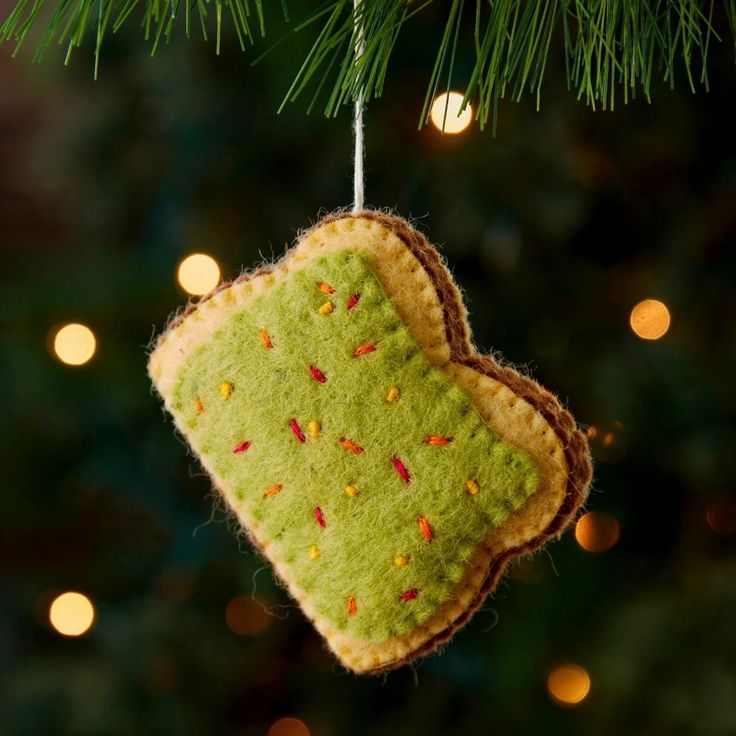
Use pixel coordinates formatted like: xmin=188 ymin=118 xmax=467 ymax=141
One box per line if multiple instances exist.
xmin=352 ymin=0 xmax=366 ymax=213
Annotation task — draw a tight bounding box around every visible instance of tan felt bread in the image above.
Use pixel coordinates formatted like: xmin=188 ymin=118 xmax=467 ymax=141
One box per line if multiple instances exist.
xmin=149 ymin=211 xmax=593 ymax=674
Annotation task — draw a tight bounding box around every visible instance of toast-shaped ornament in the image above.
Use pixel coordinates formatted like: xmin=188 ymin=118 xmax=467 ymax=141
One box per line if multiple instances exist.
xmin=148 ymin=211 xmax=592 ymax=674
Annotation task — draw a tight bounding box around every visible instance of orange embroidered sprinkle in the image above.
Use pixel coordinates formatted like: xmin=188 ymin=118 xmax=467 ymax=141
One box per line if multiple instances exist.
xmin=308 ymin=421 xmax=321 ymax=438
xmin=232 ymin=440 xmax=251 ymax=454
xmin=426 ymin=435 xmax=452 ymax=446
xmin=399 ymin=588 xmax=420 ymax=602
xmin=386 ymin=386 xmax=400 ymax=402
xmin=318 ymin=301 xmax=334 ymax=315
xmin=394 ymin=555 xmax=410 ymax=567
xmin=219 ymin=381 xmax=234 ymax=399
xmin=259 ymin=329 xmax=273 ymax=349
xmin=391 ymin=456 xmax=411 ymax=483
xmin=290 ymin=418 xmax=307 ymax=443
xmin=347 ymin=596 xmax=357 ymax=616
xmin=466 ymin=479 xmax=480 ymax=495
xmin=309 ymin=544 xmax=321 ymax=560
xmin=347 ymin=294 xmax=361 ymax=310
xmin=418 ymin=515 xmax=434 ymax=542
xmin=318 ymin=281 xmax=335 ymax=295
xmin=264 ymin=484 xmax=283 ymax=497
xmin=339 ymin=437 xmax=364 ymax=454
xmin=194 ymin=398 xmax=205 ymax=414
xmin=314 ymin=506 xmax=326 ymax=528
xmin=310 ymin=365 xmax=327 ymax=383
xmin=344 ymin=483 xmax=359 ymax=498
xmin=353 ymin=342 xmax=377 ymax=357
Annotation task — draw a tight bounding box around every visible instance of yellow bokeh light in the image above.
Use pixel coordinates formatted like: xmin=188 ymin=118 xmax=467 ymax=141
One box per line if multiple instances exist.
xmin=575 ymin=511 xmax=621 ymax=552
xmin=629 ymin=299 xmax=671 ymax=340
xmin=49 ymin=591 xmax=95 ymax=637
xmin=547 ymin=663 xmax=591 ymax=706
xmin=430 ymin=91 xmax=473 ymax=134
xmin=268 ymin=717 xmax=310 ymax=736
xmin=225 ymin=595 xmax=271 ymax=636
xmin=52 ymin=323 xmax=96 ymax=366
xmin=177 ymin=253 xmax=221 ymax=296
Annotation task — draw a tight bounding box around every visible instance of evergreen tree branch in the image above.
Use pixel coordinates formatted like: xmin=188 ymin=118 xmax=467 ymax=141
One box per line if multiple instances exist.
xmin=1 ymin=0 xmax=734 ymax=127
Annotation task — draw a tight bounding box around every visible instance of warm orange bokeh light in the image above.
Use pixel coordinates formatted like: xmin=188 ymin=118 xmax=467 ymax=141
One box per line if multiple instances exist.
xmin=177 ymin=252 xmax=220 ymax=296
xmin=706 ymin=499 xmax=736 ymax=535
xmin=52 ymin=323 xmax=97 ymax=366
xmin=48 ymin=591 xmax=96 ymax=637
xmin=268 ymin=717 xmax=310 ymax=736
xmin=547 ymin=663 xmax=591 ymax=706
xmin=225 ymin=595 xmax=271 ymax=636
xmin=629 ymin=299 xmax=671 ymax=340
xmin=586 ymin=420 xmax=627 ymax=463
xmin=575 ymin=511 xmax=621 ymax=552
xmin=430 ymin=91 xmax=473 ymax=134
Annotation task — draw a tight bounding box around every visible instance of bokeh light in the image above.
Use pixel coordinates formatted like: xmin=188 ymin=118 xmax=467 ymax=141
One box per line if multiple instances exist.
xmin=268 ymin=717 xmax=310 ymax=736
xmin=177 ymin=253 xmax=220 ymax=295
xmin=52 ymin=323 xmax=97 ymax=366
xmin=547 ymin=663 xmax=591 ymax=706
xmin=575 ymin=511 xmax=621 ymax=552
xmin=430 ymin=91 xmax=473 ymax=134
xmin=586 ymin=420 xmax=627 ymax=463
xmin=630 ymin=299 xmax=671 ymax=340
xmin=706 ymin=499 xmax=736 ymax=535
xmin=48 ymin=591 xmax=95 ymax=637
xmin=225 ymin=595 xmax=271 ymax=636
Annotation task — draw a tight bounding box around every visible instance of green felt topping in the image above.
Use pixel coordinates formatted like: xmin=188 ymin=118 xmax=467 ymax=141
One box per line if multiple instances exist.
xmin=171 ymin=250 xmax=540 ymax=641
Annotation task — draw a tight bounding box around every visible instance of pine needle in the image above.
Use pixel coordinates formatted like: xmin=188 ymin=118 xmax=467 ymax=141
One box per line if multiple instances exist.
xmin=0 ymin=0 xmax=734 ymax=127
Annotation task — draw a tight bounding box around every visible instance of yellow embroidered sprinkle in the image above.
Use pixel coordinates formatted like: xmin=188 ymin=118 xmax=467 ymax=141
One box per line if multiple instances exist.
xmin=344 ymin=484 xmax=359 ymax=498
xmin=466 ymin=479 xmax=480 ymax=496
xmin=219 ymin=381 xmax=234 ymax=399
xmin=308 ymin=421 xmax=321 ymax=438
xmin=394 ymin=555 xmax=410 ymax=567
xmin=318 ymin=301 xmax=334 ymax=315
xmin=386 ymin=386 xmax=400 ymax=402
xmin=309 ymin=544 xmax=321 ymax=560
xmin=194 ymin=398 xmax=205 ymax=414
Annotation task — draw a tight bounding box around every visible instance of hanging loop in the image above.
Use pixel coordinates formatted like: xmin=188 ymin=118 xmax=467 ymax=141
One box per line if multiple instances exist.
xmin=352 ymin=0 xmax=366 ymax=214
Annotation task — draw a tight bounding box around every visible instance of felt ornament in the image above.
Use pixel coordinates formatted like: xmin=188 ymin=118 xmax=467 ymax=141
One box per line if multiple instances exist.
xmin=148 ymin=211 xmax=593 ymax=674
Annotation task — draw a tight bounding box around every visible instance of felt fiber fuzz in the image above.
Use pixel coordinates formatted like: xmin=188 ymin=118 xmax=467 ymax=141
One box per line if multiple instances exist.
xmin=149 ymin=211 xmax=592 ymax=674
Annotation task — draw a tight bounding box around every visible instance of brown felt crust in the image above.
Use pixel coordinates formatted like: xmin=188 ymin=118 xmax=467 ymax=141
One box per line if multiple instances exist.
xmin=150 ymin=210 xmax=592 ymax=675
xmin=321 ymin=211 xmax=593 ymax=672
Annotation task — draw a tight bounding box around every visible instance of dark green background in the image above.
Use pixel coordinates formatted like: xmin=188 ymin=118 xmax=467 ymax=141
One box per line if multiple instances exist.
xmin=1 ymin=3 xmax=735 ymax=734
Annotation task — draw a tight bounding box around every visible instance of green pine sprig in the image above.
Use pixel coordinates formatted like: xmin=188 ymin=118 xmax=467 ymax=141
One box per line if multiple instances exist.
xmin=1 ymin=0 xmax=735 ymax=128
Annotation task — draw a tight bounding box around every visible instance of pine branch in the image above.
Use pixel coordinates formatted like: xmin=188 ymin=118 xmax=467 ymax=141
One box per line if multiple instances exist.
xmin=1 ymin=0 xmax=735 ymax=127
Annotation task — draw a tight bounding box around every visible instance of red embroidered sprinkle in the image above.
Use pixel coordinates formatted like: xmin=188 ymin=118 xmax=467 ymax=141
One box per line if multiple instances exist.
xmin=347 ymin=596 xmax=357 ymax=616
xmin=399 ymin=588 xmax=420 ymax=602
xmin=314 ymin=506 xmax=326 ymax=528
xmin=347 ymin=294 xmax=361 ymax=310
xmin=391 ymin=456 xmax=411 ymax=483
xmin=418 ymin=515 xmax=434 ymax=542
xmin=259 ymin=329 xmax=273 ymax=349
xmin=232 ymin=440 xmax=251 ymax=454
xmin=425 ymin=435 xmax=452 ymax=446
xmin=290 ymin=419 xmax=306 ymax=443
xmin=353 ymin=342 xmax=377 ymax=357
xmin=318 ymin=282 xmax=335 ymax=295
xmin=339 ymin=437 xmax=364 ymax=454
xmin=309 ymin=365 xmax=327 ymax=383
